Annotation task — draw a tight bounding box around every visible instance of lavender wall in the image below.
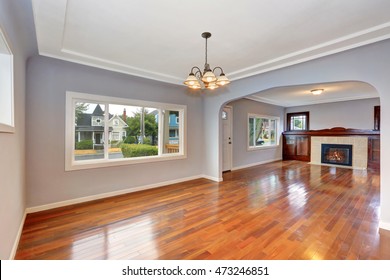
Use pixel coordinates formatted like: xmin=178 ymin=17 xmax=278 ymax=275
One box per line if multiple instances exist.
xmin=26 ymin=56 xmax=204 ymax=208
xmin=227 ymin=98 xmax=284 ymax=169
xmin=0 ymin=0 xmax=37 ymax=259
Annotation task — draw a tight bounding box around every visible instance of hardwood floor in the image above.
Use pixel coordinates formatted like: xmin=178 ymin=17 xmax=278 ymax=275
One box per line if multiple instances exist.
xmin=15 ymin=161 xmax=390 ymax=260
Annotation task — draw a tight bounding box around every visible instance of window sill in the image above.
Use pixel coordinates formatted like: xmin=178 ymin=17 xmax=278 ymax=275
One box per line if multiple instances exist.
xmin=248 ymin=145 xmax=280 ymax=152
xmin=65 ymin=153 xmax=187 ymax=171
xmin=0 ymin=123 xmax=15 ymax=133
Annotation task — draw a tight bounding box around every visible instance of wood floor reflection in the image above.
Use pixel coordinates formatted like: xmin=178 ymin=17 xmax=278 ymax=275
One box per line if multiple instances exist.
xmin=15 ymin=161 xmax=390 ymax=259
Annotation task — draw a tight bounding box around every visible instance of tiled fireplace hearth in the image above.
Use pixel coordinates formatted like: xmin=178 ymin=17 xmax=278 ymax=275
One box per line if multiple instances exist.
xmin=311 ymin=136 xmax=368 ymax=169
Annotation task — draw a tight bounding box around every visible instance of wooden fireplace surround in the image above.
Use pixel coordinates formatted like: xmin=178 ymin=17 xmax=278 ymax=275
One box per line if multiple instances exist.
xmin=282 ymin=127 xmax=380 ymax=170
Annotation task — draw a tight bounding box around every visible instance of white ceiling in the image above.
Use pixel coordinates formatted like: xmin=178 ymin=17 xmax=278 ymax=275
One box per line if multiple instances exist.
xmin=32 ymin=0 xmax=388 ymax=105
xmin=246 ymin=81 xmax=378 ymax=107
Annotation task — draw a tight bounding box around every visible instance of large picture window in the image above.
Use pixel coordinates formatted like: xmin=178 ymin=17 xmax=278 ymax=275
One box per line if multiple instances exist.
xmin=66 ymin=92 xmax=186 ymax=170
xmin=0 ymin=27 xmax=14 ymax=133
xmin=248 ymin=114 xmax=280 ymax=149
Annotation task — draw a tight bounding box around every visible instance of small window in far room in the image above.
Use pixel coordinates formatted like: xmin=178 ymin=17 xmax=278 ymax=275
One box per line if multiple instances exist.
xmin=248 ymin=114 xmax=280 ymax=149
xmin=0 ymin=26 xmax=14 ymax=133
xmin=286 ymin=112 xmax=309 ymax=131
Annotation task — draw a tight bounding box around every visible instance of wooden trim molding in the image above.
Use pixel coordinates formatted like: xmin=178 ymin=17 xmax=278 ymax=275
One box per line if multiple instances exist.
xmin=283 ymin=127 xmax=380 ymax=136
xmin=286 ymin=111 xmax=310 ymax=131
xmin=374 ymin=105 xmax=380 ymax=131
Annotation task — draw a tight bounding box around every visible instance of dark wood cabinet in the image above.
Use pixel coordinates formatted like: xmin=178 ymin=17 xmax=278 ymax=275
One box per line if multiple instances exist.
xmin=368 ymin=136 xmax=380 ymax=170
xmin=282 ymin=134 xmax=310 ymax=161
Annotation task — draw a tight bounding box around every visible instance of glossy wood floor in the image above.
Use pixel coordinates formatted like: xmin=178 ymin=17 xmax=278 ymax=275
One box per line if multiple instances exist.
xmin=16 ymin=161 xmax=390 ymax=260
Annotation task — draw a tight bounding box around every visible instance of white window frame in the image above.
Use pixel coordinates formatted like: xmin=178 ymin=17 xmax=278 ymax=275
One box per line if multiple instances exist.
xmin=0 ymin=26 xmax=14 ymax=133
xmin=112 ymin=132 xmax=120 ymax=140
xmin=65 ymin=91 xmax=187 ymax=171
xmin=247 ymin=113 xmax=280 ymax=151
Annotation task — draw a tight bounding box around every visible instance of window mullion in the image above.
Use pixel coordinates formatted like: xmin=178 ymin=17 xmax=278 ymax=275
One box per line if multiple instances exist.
xmin=255 ymin=118 xmax=258 ymax=146
xmin=268 ymin=118 xmax=271 ymax=144
xmin=252 ymin=117 xmax=255 ymax=147
xmin=158 ymin=109 xmax=163 ymax=156
xmin=254 ymin=118 xmax=256 ymax=146
xmin=179 ymin=109 xmax=184 ymax=154
xmin=104 ymin=103 xmax=110 ymax=160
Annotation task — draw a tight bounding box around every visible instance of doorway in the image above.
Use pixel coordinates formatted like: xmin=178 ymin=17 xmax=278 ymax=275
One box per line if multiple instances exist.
xmin=222 ymin=106 xmax=233 ymax=172
xmin=94 ymin=133 xmax=102 ymax=144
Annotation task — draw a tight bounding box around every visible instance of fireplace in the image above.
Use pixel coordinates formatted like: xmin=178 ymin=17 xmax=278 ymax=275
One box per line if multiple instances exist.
xmin=321 ymin=144 xmax=353 ymax=166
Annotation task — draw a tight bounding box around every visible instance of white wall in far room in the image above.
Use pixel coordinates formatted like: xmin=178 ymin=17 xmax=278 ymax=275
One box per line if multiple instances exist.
xmin=285 ymin=98 xmax=380 ymax=130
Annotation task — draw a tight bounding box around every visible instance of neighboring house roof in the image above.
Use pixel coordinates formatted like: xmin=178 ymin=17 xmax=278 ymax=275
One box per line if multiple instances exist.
xmin=75 ymin=126 xmax=113 ymax=132
xmin=76 ymin=105 xmax=127 ymax=132
xmin=92 ymin=104 xmax=104 ymax=116
xmin=76 ymin=113 xmax=93 ymax=127
xmin=109 ymin=115 xmax=128 ymax=127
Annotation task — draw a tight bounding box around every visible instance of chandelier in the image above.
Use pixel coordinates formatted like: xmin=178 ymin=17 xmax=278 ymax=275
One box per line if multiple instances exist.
xmin=184 ymin=32 xmax=230 ymax=90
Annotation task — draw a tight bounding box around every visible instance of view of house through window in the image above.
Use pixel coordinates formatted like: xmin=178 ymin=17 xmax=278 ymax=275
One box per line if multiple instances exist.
xmin=67 ymin=92 xmax=185 ymax=170
xmin=248 ymin=114 xmax=279 ymax=148
xmin=74 ymin=102 xmax=106 ymax=161
xmin=163 ymin=110 xmax=180 ymax=154
xmin=108 ymin=104 xmax=159 ymax=160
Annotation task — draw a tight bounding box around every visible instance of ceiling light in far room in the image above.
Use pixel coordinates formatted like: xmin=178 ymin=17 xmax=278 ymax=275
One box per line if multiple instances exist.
xmin=311 ymin=89 xmax=324 ymax=95
xmin=184 ymin=32 xmax=230 ymax=90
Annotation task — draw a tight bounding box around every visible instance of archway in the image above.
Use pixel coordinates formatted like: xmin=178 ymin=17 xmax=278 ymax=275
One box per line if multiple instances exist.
xmin=220 ymin=80 xmax=379 ymax=174
xmin=201 ymin=39 xmax=390 ymax=229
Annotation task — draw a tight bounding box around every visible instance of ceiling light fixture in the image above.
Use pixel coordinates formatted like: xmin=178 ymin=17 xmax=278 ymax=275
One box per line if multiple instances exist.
xmin=184 ymin=32 xmax=230 ymax=90
xmin=311 ymin=89 xmax=324 ymax=95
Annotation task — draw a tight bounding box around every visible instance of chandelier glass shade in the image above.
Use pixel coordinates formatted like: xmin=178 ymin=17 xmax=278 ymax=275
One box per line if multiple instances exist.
xmin=184 ymin=32 xmax=230 ymax=90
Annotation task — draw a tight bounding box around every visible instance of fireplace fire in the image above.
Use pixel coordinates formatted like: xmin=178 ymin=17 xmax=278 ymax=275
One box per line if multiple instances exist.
xmin=321 ymin=144 xmax=353 ymax=166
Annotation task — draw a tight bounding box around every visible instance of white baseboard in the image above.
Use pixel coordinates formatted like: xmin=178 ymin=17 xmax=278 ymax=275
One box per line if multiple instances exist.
xmin=9 ymin=210 xmax=27 ymax=260
xmin=202 ymin=174 xmax=223 ymax=182
xmin=26 ymin=175 xmax=205 ymax=214
xmin=379 ymin=221 xmax=390 ymax=231
xmin=231 ymin=158 xmax=282 ymax=171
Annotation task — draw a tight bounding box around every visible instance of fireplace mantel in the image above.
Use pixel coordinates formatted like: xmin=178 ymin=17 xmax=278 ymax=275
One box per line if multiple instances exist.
xmin=283 ymin=127 xmax=380 ymax=137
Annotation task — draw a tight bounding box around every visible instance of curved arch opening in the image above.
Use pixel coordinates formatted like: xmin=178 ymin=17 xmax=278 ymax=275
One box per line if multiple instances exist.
xmin=220 ymin=80 xmax=380 ymax=174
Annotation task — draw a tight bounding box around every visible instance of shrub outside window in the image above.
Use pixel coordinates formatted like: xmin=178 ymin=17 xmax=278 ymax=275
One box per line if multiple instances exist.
xmin=248 ymin=114 xmax=280 ymax=149
xmin=66 ymin=92 xmax=186 ymax=170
